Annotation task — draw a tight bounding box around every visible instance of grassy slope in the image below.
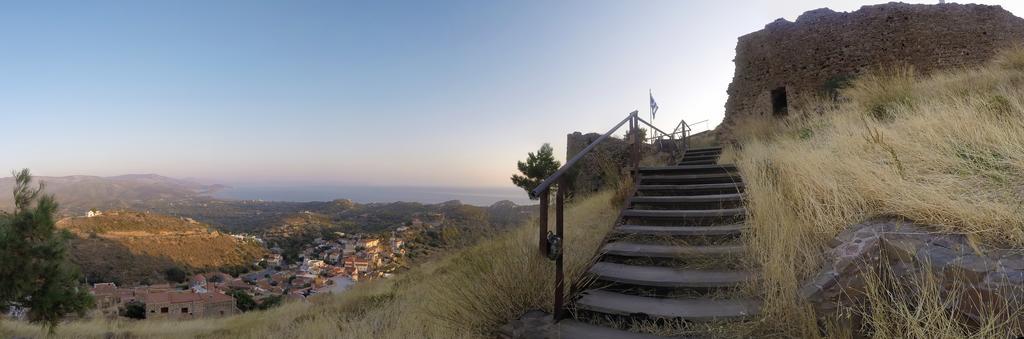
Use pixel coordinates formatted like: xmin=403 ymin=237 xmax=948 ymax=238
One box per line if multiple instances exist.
xmin=720 ymin=48 xmax=1024 ymax=336
xmin=1 ymin=190 xmax=618 ymax=338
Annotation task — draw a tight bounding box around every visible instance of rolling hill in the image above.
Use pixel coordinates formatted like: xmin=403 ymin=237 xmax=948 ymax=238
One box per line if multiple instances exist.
xmin=57 ymin=211 xmax=265 ymax=285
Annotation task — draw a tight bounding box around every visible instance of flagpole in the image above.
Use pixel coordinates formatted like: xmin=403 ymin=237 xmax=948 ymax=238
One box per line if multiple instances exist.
xmin=649 ymin=89 xmax=654 ymax=141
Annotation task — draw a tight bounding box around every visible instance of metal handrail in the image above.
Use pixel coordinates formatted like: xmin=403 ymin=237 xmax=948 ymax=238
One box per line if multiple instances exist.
xmin=636 ymin=117 xmax=672 ymax=139
xmin=673 ymin=118 xmax=693 ymax=153
xmin=530 ymin=109 xmax=699 ymax=322
xmin=639 ymin=116 xmax=694 ymax=161
xmin=531 ymin=109 xmax=641 ymax=322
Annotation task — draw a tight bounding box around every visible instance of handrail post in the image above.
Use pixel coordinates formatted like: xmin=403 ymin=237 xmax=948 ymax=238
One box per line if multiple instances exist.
xmin=538 ymin=188 xmax=549 ymax=255
xmin=631 ymin=114 xmax=640 ymax=174
xmin=553 ymin=177 xmax=566 ymax=321
xmin=524 ymin=109 xmax=638 ymax=323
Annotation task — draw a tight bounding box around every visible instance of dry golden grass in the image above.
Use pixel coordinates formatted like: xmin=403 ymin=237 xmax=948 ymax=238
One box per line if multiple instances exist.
xmin=729 ymin=49 xmax=1024 ymax=336
xmin=849 ymin=264 xmax=1024 ymax=339
xmin=1 ymin=190 xmax=619 ymax=338
xmin=686 ymin=130 xmax=718 ymax=149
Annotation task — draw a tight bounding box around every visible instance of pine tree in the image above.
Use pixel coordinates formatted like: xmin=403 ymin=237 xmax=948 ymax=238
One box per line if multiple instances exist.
xmin=0 ymin=169 xmax=93 ymax=333
xmin=511 ymin=143 xmax=561 ymax=199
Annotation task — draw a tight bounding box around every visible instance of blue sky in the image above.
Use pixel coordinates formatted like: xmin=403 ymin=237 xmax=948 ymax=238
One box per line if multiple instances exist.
xmin=2 ymin=1 xmax=1021 ymax=187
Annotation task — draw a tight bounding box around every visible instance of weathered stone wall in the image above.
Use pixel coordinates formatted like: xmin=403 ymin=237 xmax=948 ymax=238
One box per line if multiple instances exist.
xmin=565 ymin=132 xmax=631 ymax=196
xmin=721 ymin=3 xmax=1024 ymax=139
xmin=564 ymin=132 xmax=676 ymax=196
xmin=802 ymin=218 xmax=1024 ymax=334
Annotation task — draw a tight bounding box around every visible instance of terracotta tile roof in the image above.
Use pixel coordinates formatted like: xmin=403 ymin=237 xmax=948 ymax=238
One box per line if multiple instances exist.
xmin=202 ymin=291 xmax=235 ymax=304
xmin=225 ymin=279 xmax=251 ymax=289
xmin=144 ymin=291 xmax=203 ymax=305
xmin=91 ymin=283 xmax=117 ymax=295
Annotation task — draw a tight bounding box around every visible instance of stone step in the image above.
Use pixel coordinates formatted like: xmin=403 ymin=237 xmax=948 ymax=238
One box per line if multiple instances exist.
xmin=678 ymin=159 xmax=717 ymax=165
xmin=638 ymin=164 xmax=736 ymax=173
xmin=589 ymin=262 xmax=753 ymax=288
xmin=622 ymin=208 xmax=745 ymax=219
xmin=680 ymin=154 xmax=719 ymax=161
xmin=557 ymin=319 xmax=676 ymax=339
xmin=576 ymin=290 xmax=761 ymax=321
xmin=638 ymin=173 xmax=741 ymax=184
xmin=601 ymin=241 xmax=745 ymax=258
xmin=685 ymin=146 xmax=723 ymax=153
xmin=614 ymin=223 xmax=745 ymax=236
xmin=629 ymin=194 xmax=743 ymax=204
xmin=637 ymin=183 xmax=744 ymax=192
xmin=684 ymin=153 xmax=724 ymax=159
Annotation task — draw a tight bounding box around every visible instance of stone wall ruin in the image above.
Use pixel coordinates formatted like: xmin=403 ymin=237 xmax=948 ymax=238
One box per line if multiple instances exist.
xmin=720 ymin=2 xmax=1024 ymax=139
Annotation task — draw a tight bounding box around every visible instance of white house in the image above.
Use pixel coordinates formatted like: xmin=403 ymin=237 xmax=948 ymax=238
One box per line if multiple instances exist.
xmin=301 ymin=259 xmax=327 ymax=275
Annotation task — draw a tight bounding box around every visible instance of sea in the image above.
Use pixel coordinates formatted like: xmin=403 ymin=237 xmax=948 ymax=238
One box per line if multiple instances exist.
xmin=211 ymin=184 xmax=533 ymax=206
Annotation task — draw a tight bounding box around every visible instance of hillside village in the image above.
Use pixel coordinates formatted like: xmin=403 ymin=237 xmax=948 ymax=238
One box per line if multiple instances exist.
xmin=4 ymin=193 xmax=535 ymax=324
xmin=73 ymin=210 xmax=447 ymax=320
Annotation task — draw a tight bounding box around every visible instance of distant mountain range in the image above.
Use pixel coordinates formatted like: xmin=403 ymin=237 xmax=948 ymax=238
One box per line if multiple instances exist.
xmin=0 ymin=173 xmax=537 ymax=236
xmin=0 ymin=174 xmax=225 ymax=215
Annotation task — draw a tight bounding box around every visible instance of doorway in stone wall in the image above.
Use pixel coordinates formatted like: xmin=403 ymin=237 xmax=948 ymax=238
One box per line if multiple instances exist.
xmin=771 ymin=87 xmax=788 ymax=116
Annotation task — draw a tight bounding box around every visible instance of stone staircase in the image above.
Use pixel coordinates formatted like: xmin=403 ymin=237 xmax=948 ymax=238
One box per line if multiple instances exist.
xmin=558 ymin=146 xmax=761 ymax=338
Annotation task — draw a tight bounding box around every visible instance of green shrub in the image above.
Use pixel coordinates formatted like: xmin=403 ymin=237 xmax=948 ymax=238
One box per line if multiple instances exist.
xmin=119 ymin=301 xmax=146 ymax=319
xmin=842 ymin=66 xmax=917 ymax=122
xmin=164 ymin=267 xmax=187 ymax=283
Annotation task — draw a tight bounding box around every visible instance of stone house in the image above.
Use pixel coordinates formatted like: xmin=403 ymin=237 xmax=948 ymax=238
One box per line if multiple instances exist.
xmin=302 ymin=259 xmax=327 ymax=274
xmin=390 ymin=238 xmax=405 ymax=255
xmin=323 ymin=250 xmax=342 ymax=264
xmin=143 ymin=290 xmax=237 ymax=320
xmin=199 ymin=291 xmax=237 ymax=317
xmin=358 ymin=238 xmax=381 ymax=249
xmin=266 ymin=253 xmax=284 ymax=267
xmin=90 ymin=283 xmax=121 ymax=316
xmin=190 ymin=274 xmax=207 ymax=287
xmin=143 ymin=291 xmax=204 ymax=320
xmin=343 ymin=256 xmax=370 ymax=273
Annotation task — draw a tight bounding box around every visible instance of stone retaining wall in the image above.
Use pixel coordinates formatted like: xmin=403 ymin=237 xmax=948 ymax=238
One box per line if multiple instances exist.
xmin=565 ymin=132 xmax=679 ymax=196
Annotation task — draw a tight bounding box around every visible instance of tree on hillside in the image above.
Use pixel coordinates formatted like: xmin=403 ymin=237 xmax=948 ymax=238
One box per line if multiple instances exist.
xmin=0 ymin=169 xmax=94 ymax=333
xmin=229 ymin=290 xmax=257 ymax=312
xmin=164 ymin=266 xmax=187 ymax=283
xmin=511 ymin=143 xmax=561 ymax=199
xmin=119 ymin=301 xmax=146 ymax=319
xmin=258 ymin=294 xmax=282 ymax=310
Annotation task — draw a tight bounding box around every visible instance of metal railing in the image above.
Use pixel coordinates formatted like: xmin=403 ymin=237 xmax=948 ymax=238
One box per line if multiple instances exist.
xmin=529 ymin=109 xmax=691 ymax=321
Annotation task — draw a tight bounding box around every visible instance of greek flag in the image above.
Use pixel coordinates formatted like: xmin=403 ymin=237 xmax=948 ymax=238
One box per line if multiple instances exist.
xmin=649 ymin=90 xmax=659 ymax=119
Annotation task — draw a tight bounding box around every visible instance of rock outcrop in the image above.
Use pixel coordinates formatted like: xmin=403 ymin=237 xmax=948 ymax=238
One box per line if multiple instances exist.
xmin=802 ymin=218 xmax=1024 ymax=333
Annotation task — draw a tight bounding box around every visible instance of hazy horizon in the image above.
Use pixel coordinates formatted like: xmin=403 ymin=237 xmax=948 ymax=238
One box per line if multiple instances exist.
xmin=211 ymin=184 xmax=532 ymax=205
xmin=4 ymin=0 xmax=1021 ymax=187
xmin=0 ymin=172 xmax=532 ymax=205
